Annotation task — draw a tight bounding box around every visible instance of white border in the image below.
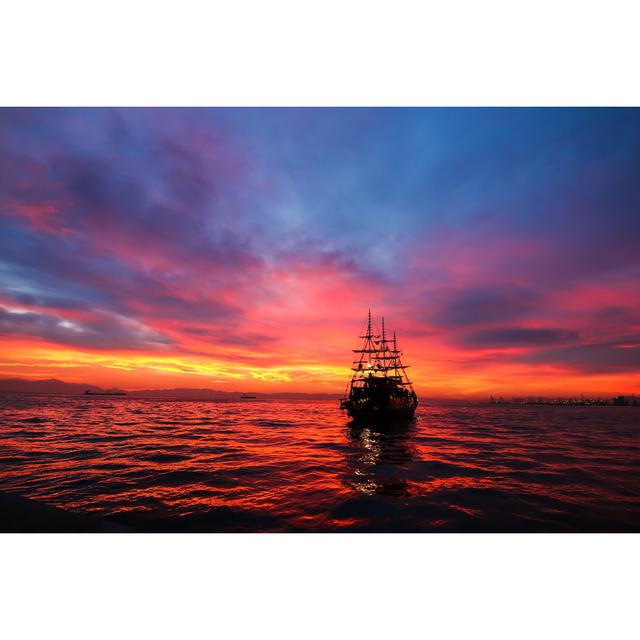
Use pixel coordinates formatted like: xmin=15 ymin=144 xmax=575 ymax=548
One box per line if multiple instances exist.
xmin=1 ymin=1 xmax=639 ymax=106
xmin=1 ymin=534 xmax=637 ymax=639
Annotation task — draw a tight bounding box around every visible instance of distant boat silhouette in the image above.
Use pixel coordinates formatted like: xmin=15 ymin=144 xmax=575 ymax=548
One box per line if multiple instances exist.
xmin=240 ymin=394 xmax=257 ymax=399
xmin=341 ymin=311 xmax=418 ymax=422
xmin=84 ymin=389 xmax=126 ymax=396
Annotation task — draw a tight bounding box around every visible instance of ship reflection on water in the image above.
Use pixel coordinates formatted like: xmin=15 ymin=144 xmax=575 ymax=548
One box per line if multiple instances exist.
xmin=345 ymin=420 xmax=417 ymax=497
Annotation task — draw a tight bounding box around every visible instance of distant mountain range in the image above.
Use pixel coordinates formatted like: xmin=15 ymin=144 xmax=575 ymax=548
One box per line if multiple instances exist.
xmin=0 ymin=377 xmax=340 ymax=400
xmin=0 ymin=378 xmax=107 ymax=395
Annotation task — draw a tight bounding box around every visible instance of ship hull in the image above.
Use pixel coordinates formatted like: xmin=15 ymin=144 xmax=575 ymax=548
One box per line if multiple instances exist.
xmin=342 ymin=399 xmax=417 ymax=423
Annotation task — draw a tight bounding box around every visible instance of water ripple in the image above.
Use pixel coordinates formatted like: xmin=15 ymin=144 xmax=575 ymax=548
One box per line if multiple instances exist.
xmin=0 ymin=394 xmax=638 ymax=531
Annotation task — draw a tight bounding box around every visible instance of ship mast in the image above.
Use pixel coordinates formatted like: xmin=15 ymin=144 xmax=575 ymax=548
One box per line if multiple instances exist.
xmin=373 ymin=316 xmax=392 ymax=376
xmin=390 ymin=330 xmax=415 ymax=392
xmin=348 ymin=311 xmax=415 ymax=393
xmin=351 ymin=308 xmax=380 ymax=374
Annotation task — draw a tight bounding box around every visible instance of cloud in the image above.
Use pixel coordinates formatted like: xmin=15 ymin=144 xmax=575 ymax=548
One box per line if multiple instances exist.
xmin=1 ymin=108 xmax=639 ymax=392
xmin=460 ymin=327 xmax=580 ymax=349
xmin=522 ymin=338 xmax=640 ymax=374
xmin=429 ymin=285 xmax=540 ymax=327
xmin=0 ymin=307 xmax=172 ymax=351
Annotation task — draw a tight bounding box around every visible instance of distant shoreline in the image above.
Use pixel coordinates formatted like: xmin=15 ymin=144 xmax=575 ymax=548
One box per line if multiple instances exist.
xmin=0 ymin=389 xmax=343 ymax=401
xmin=0 ymin=377 xmax=342 ymax=401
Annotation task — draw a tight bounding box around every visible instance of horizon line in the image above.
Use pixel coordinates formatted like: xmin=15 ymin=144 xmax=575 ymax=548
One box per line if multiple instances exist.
xmin=0 ymin=375 xmax=636 ymax=401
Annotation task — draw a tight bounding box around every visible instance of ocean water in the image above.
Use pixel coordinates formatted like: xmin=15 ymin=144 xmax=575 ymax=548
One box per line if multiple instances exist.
xmin=1 ymin=393 xmax=638 ymax=532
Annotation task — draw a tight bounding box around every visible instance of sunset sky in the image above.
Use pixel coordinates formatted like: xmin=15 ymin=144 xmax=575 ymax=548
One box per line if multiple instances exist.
xmin=1 ymin=107 xmax=639 ymax=397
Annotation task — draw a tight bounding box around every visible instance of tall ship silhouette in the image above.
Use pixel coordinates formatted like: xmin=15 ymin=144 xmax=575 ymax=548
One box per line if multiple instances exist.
xmin=341 ymin=311 xmax=418 ymax=421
